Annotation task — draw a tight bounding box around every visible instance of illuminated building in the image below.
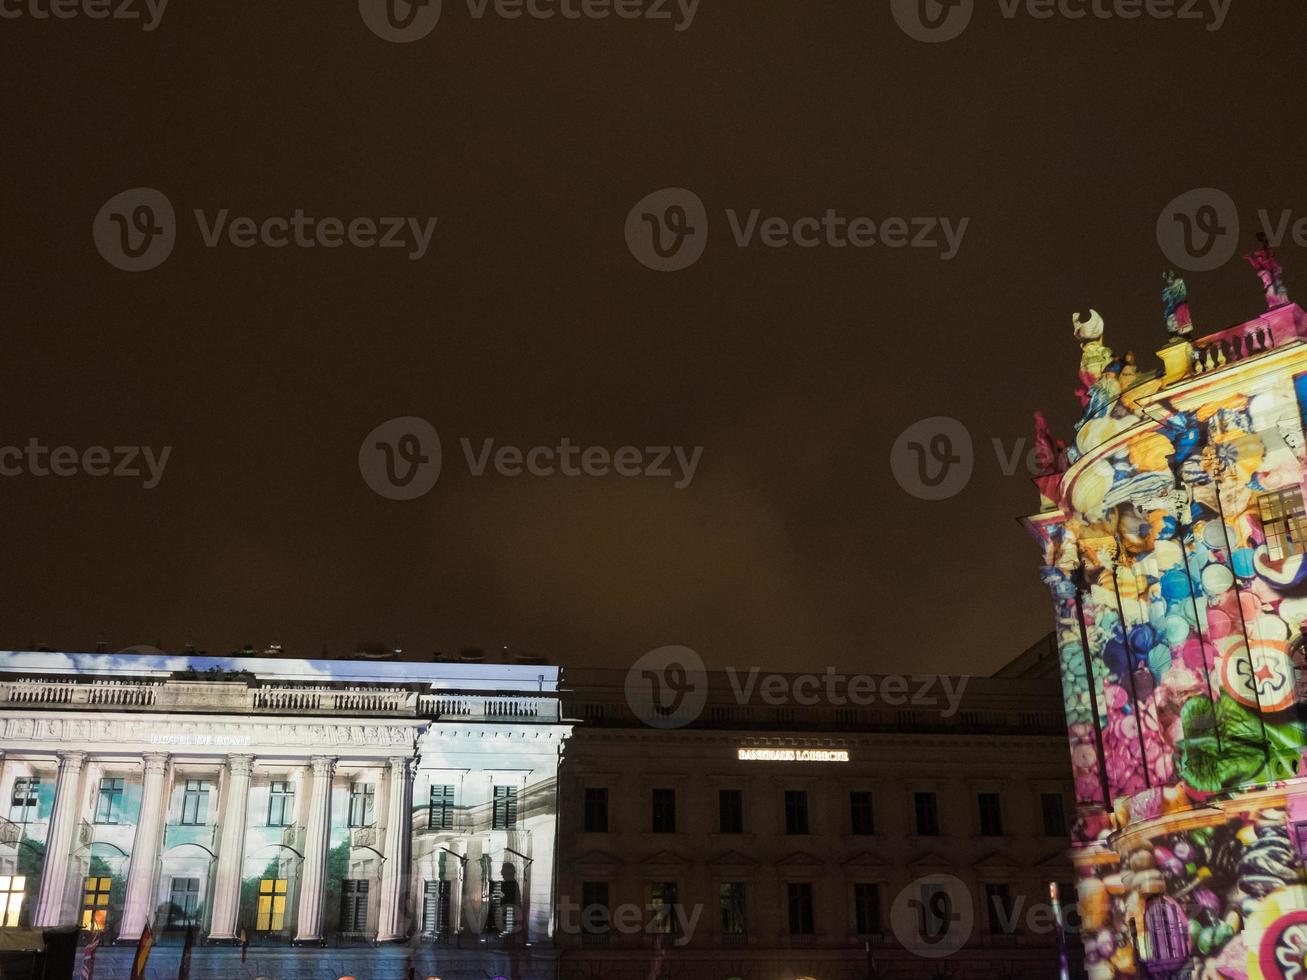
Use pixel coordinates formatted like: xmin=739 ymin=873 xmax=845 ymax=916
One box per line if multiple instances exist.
xmin=1022 ymin=244 xmax=1307 ymax=978
xmin=555 ymin=660 xmax=1076 ymax=980
xmin=0 ymin=651 xmax=568 ymax=980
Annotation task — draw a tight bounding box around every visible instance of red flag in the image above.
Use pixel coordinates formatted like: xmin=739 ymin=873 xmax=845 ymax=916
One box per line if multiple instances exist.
xmin=177 ymin=923 xmax=195 ymax=980
xmin=80 ymin=927 xmax=101 ymax=980
xmin=129 ymin=922 xmax=154 ymax=980
xmin=239 ymin=927 xmax=249 ymax=963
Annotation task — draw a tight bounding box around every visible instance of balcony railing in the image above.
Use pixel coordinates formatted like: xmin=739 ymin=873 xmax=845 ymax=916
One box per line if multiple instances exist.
xmin=418 ymin=694 xmax=559 ymax=723
xmin=1191 ymin=321 xmax=1276 ymax=373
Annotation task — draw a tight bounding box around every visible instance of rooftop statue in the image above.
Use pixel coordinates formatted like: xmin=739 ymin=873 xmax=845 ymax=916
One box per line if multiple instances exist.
xmin=1161 ymin=271 xmax=1193 ymax=339
xmin=1245 ymin=232 xmax=1290 ymax=309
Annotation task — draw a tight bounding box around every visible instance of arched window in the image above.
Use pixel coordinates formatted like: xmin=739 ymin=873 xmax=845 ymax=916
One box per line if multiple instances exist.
xmin=1144 ymin=896 xmax=1190 ymax=965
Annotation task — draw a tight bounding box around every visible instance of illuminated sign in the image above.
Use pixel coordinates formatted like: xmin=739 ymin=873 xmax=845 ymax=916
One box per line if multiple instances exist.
xmin=737 ymin=748 xmax=849 ymax=762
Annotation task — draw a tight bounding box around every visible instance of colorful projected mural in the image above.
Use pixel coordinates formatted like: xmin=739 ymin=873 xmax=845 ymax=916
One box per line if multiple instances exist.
xmin=1024 ymin=247 xmax=1307 ymax=979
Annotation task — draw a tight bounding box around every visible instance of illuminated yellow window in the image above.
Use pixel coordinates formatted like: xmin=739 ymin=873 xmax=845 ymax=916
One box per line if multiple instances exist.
xmin=0 ymin=875 xmax=26 ymax=928
xmin=256 ymin=878 xmax=287 ymax=932
xmin=81 ymin=876 xmax=111 ymax=930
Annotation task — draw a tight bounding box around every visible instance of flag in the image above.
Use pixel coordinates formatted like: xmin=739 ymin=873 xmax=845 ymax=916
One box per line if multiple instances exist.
xmin=129 ymin=922 xmax=154 ymax=980
xmin=80 ymin=926 xmax=101 ymax=980
xmin=239 ymin=927 xmax=249 ymax=963
xmin=177 ymin=923 xmax=194 ymax=980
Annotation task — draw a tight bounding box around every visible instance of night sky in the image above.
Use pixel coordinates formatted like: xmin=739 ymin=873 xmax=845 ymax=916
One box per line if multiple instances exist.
xmin=3 ymin=0 xmax=1304 ymax=674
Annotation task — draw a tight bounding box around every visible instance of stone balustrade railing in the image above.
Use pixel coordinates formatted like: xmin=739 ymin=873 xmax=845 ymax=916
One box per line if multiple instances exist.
xmin=0 ymin=676 xmax=559 ymax=722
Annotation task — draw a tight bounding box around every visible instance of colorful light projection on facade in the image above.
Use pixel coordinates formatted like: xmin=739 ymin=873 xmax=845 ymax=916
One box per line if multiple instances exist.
xmin=1024 ymin=242 xmax=1307 ymax=979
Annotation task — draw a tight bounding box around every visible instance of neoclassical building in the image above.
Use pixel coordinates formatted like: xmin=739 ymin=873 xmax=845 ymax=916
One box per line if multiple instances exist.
xmin=1023 ymin=248 xmax=1307 ymax=978
xmin=0 ymin=651 xmax=569 ymax=980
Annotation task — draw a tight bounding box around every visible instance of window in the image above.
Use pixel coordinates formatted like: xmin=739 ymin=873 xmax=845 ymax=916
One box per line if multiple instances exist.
xmin=1259 ymin=487 xmax=1307 ymax=560
xmin=719 ymin=882 xmax=746 ymax=937
xmin=719 ymin=789 xmax=743 ymax=834
xmin=786 ymin=882 xmax=814 ymax=935
xmin=492 ymin=785 xmax=519 ymax=831
xmin=0 ymin=876 xmax=25 ymax=928
xmin=784 ymin=790 xmax=810 ymax=834
xmin=913 ymin=792 xmax=940 ymax=836
xmin=94 ymin=778 xmax=124 ymax=824
xmin=978 ymin=792 xmax=1004 ymax=836
xmin=850 ymin=791 xmax=874 ymax=835
xmin=256 ymin=879 xmax=287 ymax=931
xmin=82 ymin=877 xmax=112 ymax=930
xmin=854 ymin=883 xmax=880 ymax=935
xmin=486 ymin=877 xmax=519 ymax=934
xmin=649 ymin=882 xmax=678 ymax=934
xmin=348 ymin=783 xmax=375 ymax=828
xmin=339 ymin=879 xmax=369 ymax=934
xmin=916 ymin=881 xmax=953 ymax=941
xmin=267 ymin=781 xmax=293 ymax=827
xmin=584 ymin=788 xmax=608 ymax=833
xmin=9 ymin=778 xmax=39 ymax=825
xmin=1041 ymin=792 xmax=1067 ymax=837
xmin=581 ymin=881 xmax=610 ymax=936
xmin=422 ymin=880 xmax=452 ymax=936
xmin=985 ymin=883 xmax=1013 ymax=935
xmin=1144 ymin=896 xmax=1191 ymax=964
xmin=429 ymin=784 xmax=454 ymax=831
xmin=167 ymin=878 xmax=200 ymax=929
xmin=180 ymin=781 xmax=209 ymax=826
xmin=651 ymin=788 xmax=676 ymax=833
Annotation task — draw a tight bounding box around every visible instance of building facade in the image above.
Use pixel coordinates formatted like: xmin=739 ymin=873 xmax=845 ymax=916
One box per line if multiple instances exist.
xmin=1023 ymin=249 xmax=1307 ymax=978
xmin=555 ymin=659 xmax=1078 ymax=980
xmin=0 ymin=652 xmax=569 ymax=980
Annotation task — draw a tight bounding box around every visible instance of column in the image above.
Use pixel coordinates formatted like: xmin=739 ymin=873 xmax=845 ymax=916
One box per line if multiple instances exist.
xmin=376 ymin=756 xmax=414 ymax=942
xmin=118 ymin=753 xmax=170 ymax=940
xmin=293 ymin=756 xmax=335 ymax=943
xmin=207 ymin=755 xmax=254 ymax=941
xmin=32 ymin=751 xmax=87 ymax=927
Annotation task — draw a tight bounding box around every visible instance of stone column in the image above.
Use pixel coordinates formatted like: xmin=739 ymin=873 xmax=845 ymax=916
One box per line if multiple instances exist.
xmin=207 ymin=755 xmax=254 ymax=941
xmin=32 ymin=751 xmax=87 ymax=927
xmin=293 ymin=757 xmax=335 ymax=943
xmin=118 ymin=753 xmax=170 ymax=940
xmin=376 ymin=757 xmax=414 ymax=942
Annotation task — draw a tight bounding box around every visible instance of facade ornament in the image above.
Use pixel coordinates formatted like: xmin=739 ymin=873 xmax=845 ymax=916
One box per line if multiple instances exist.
xmin=1245 ymin=232 xmax=1290 ymax=309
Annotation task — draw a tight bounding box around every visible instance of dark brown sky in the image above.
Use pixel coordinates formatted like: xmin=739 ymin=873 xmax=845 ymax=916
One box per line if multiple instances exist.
xmin=3 ymin=0 xmax=1303 ymax=674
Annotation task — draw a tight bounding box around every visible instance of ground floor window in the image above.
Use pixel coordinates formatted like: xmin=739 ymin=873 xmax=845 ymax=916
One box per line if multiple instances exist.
xmin=422 ymin=879 xmax=452 ymax=936
xmin=0 ymin=875 xmax=25 ymax=928
xmin=82 ymin=876 xmax=112 ymax=930
xmin=256 ymin=878 xmax=288 ymax=932
xmin=339 ymin=879 xmax=369 ymax=934
xmin=167 ymin=878 xmax=201 ymax=929
xmin=787 ymin=882 xmax=814 ymax=935
xmin=719 ymin=882 xmax=745 ymax=937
